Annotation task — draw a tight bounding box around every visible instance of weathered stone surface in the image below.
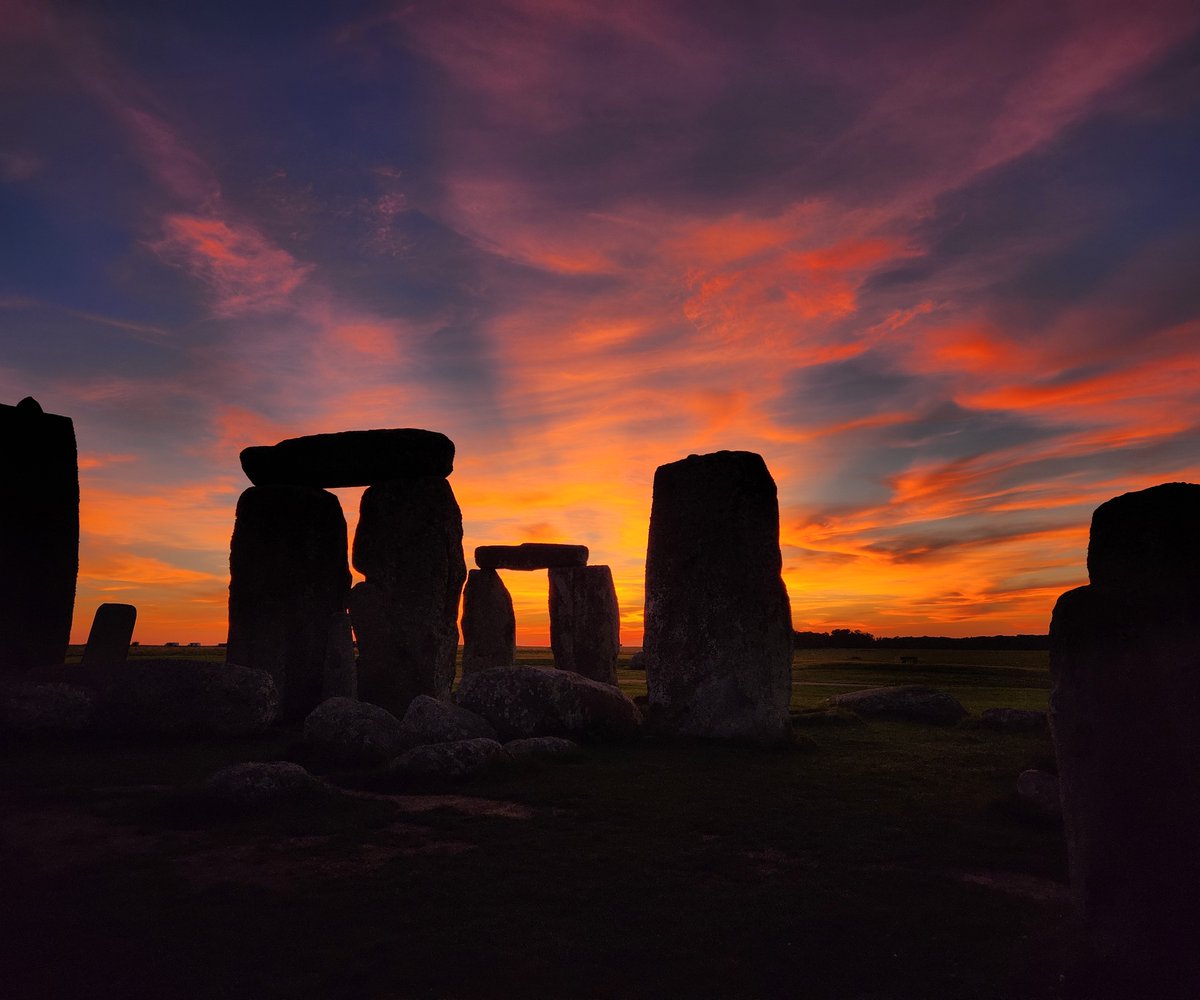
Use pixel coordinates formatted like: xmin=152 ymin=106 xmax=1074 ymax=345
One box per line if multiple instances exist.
xmin=204 ymin=761 xmax=322 ymax=806
xmin=643 ymin=450 xmax=793 ymax=745
xmin=389 ymin=738 xmax=507 ymax=782
xmin=549 ymin=565 xmax=620 ymax=685
xmin=0 ymin=679 xmax=95 ymax=734
xmin=79 ymin=603 xmax=137 ymax=673
xmin=826 ymin=685 xmax=967 ymax=725
xmin=504 ymin=736 xmax=581 ymax=758
xmin=350 ymin=477 xmax=466 ymax=717
xmin=226 ymin=485 xmax=351 ymax=723
xmin=397 ymin=694 xmax=497 ymax=748
xmin=301 ymin=696 xmax=404 ymax=767
xmin=460 ymin=568 xmax=515 ymax=676
xmin=454 ymin=665 xmax=641 ymax=743
xmin=1016 ymin=769 xmax=1061 ymax=820
xmin=105 ymin=659 xmax=278 ymax=735
xmin=0 ymin=397 xmax=78 ymax=669
xmin=979 ymin=707 xmax=1047 ymax=732
xmin=1086 ymin=482 xmax=1200 ymax=595
xmin=475 ymin=543 xmax=588 ymax=571
xmin=240 ymin=428 xmax=454 ymax=487
xmin=322 ymin=611 xmax=357 ymax=700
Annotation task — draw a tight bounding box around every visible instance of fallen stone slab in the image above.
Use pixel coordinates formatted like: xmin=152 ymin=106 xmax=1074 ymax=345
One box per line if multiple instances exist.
xmin=0 ymin=679 xmax=95 ymax=735
xmin=791 ymin=707 xmax=862 ymax=727
xmin=979 ymin=707 xmax=1047 ymax=732
xmin=240 ymin=428 xmax=455 ymax=487
xmin=474 ymin=543 xmax=588 ymax=571
xmin=826 ymin=685 xmax=967 ymax=725
xmin=398 ymin=695 xmax=497 ymax=748
xmin=388 ymin=738 xmax=508 ymax=782
xmin=504 ymin=736 xmax=581 ymax=758
xmin=205 ymin=761 xmax=324 ymax=807
xmin=454 ymin=665 xmax=641 ymax=743
xmin=301 ymin=696 xmax=405 ymax=767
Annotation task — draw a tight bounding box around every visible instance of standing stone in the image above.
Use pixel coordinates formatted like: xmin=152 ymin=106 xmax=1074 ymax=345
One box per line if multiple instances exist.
xmin=79 ymin=602 xmax=137 ymax=673
xmin=461 ymin=568 xmax=515 ymax=676
xmin=350 ymin=477 xmax=466 ymax=717
xmin=322 ymin=610 xmax=357 ymax=700
xmin=1050 ymin=483 xmax=1200 ymax=996
xmin=227 ymin=485 xmax=351 ymax=723
xmin=643 ymin=451 xmax=793 ymax=745
xmin=549 ymin=565 xmax=620 ymax=685
xmin=0 ymin=397 xmax=78 ymax=669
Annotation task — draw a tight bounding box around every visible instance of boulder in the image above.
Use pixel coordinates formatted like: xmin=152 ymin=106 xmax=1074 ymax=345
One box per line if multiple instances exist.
xmin=1086 ymin=482 xmax=1200 ymax=595
xmin=643 ymin=451 xmax=793 ymax=745
xmin=548 ymin=565 xmax=620 ymax=685
xmin=301 ymin=696 xmax=404 ymax=767
xmin=240 ymin=428 xmax=454 ymax=487
xmin=454 ymin=665 xmax=641 ymax=743
xmin=0 ymin=396 xmax=78 ymax=670
xmin=504 ymin=736 xmax=581 ymax=758
xmin=226 ymin=485 xmax=351 ymax=723
xmin=204 ymin=761 xmax=323 ymax=807
xmin=475 ymin=543 xmax=588 ymax=570
xmin=0 ymin=679 xmax=95 ymax=734
xmin=627 ymin=651 xmax=646 ymax=670
xmin=1016 ymin=768 xmax=1062 ymax=820
xmin=979 ymin=707 xmax=1047 ymax=732
xmin=397 ymin=694 xmax=497 ymax=748
xmin=826 ymin=685 xmax=967 ymax=725
xmin=460 ymin=568 xmax=516 ymax=675
xmin=388 ymin=738 xmax=507 ymax=782
xmin=79 ymin=602 xmax=137 ymax=674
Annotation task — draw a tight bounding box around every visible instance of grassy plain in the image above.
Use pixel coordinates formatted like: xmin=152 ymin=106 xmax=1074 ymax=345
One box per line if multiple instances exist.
xmin=2 ymin=647 xmax=1072 ymax=999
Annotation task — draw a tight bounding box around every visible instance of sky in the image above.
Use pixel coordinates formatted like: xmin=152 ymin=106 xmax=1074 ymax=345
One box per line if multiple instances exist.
xmin=3 ymin=0 xmax=1199 ymax=645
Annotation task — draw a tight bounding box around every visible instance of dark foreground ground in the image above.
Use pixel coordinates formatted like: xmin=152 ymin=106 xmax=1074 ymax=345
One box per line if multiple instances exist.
xmin=1 ymin=650 xmax=1086 ymax=999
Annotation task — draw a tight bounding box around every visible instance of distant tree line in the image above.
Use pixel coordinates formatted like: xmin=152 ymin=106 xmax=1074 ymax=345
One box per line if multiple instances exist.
xmin=793 ymin=629 xmax=1049 ymax=650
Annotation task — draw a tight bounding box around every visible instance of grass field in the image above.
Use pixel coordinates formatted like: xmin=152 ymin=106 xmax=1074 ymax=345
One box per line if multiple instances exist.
xmin=2 ymin=648 xmax=1076 ymax=999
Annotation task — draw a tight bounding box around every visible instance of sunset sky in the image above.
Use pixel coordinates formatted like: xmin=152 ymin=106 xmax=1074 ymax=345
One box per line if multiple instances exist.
xmin=3 ymin=0 xmax=1199 ymax=645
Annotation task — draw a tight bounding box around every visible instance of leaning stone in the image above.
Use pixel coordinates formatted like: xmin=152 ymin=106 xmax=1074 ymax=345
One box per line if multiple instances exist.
xmin=388 ymin=738 xmax=507 ymax=782
xmin=79 ymin=603 xmax=137 ymax=674
xmin=322 ymin=611 xmax=357 ymax=700
xmin=460 ymin=568 xmax=515 ymax=676
xmin=643 ymin=451 xmax=793 ymax=745
xmin=980 ymin=707 xmax=1047 ymax=732
xmin=226 ymin=485 xmax=351 ymax=723
xmin=0 ymin=397 xmax=78 ymax=670
xmin=504 ymin=736 xmax=581 ymax=758
xmin=1086 ymin=482 xmax=1200 ymax=595
xmin=397 ymin=694 xmax=497 ymax=748
xmin=240 ymin=428 xmax=454 ymax=487
xmin=454 ymin=665 xmax=641 ymax=743
xmin=301 ymin=696 xmax=404 ymax=767
xmin=204 ymin=761 xmax=322 ymax=807
xmin=475 ymin=543 xmax=588 ymax=570
xmin=826 ymin=685 xmax=967 ymax=725
xmin=1016 ymin=769 xmax=1062 ymax=820
xmin=548 ymin=565 xmax=620 ymax=685
xmin=0 ymin=679 xmax=95 ymax=734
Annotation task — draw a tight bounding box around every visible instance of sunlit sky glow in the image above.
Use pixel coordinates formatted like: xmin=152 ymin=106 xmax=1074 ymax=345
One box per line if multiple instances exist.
xmin=4 ymin=0 xmax=1199 ymax=645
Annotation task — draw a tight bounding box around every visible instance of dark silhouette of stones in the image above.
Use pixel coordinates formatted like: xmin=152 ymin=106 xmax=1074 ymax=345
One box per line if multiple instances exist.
xmin=1086 ymin=482 xmax=1200 ymax=595
xmin=643 ymin=450 xmax=793 ymax=745
xmin=504 ymin=736 xmax=581 ymax=758
xmin=627 ymin=651 xmax=646 ymax=670
xmin=548 ymin=565 xmax=620 ymax=684
xmin=1016 ymin=769 xmax=1061 ymax=821
xmin=454 ymin=665 xmax=641 ymax=743
xmin=0 ymin=678 xmax=95 ymax=735
xmin=979 ymin=707 xmax=1047 ymax=732
xmin=388 ymin=737 xmax=508 ymax=782
xmin=350 ymin=477 xmax=466 ymax=717
xmin=397 ymin=694 xmax=497 ymax=748
xmin=79 ymin=603 xmax=137 ymax=674
xmin=461 ymin=569 xmax=515 ymax=675
xmin=105 ymin=659 xmax=278 ymax=735
xmin=475 ymin=543 xmax=588 ymax=570
xmin=240 ymin=428 xmax=454 ymax=487
xmin=826 ymin=685 xmax=966 ymax=725
xmin=301 ymin=696 xmax=404 ymax=767
xmin=0 ymin=397 xmax=78 ymax=669
xmin=226 ymin=485 xmax=351 ymax=723
xmin=322 ymin=611 xmax=357 ymax=700
xmin=204 ymin=761 xmax=323 ymax=807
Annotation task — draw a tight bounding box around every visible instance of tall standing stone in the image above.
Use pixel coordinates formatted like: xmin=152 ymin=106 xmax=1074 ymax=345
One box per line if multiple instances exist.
xmin=0 ymin=397 xmax=78 ymax=670
xmin=1050 ymin=483 xmax=1200 ymax=996
xmin=350 ymin=477 xmax=466 ymax=716
xmin=461 ymin=568 xmax=516 ymax=676
xmin=80 ymin=602 xmax=137 ymax=673
xmin=643 ymin=451 xmax=793 ymax=745
xmin=227 ymin=485 xmax=351 ymax=723
xmin=549 ymin=565 xmax=620 ymax=685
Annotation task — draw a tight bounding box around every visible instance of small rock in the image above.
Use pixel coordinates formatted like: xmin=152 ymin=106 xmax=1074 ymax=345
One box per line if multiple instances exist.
xmin=302 ymin=696 xmax=404 ymax=767
xmin=791 ymin=708 xmax=861 ymax=727
xmin=980 ymin=707 xmax=1047 ymax=732
xmin=205 ymin=761 xmax=322 ymax=806
xmin=826 ymin=685 xmax=967 ymax=725
xmin=504 ymin=736 xmax=581 ymax=757
xmin=398 ymin=695 xmax=497 ymax=748
xmin=1016 ymin=768 xmax=1062 ymax=820
xmin=389 ymin=738 xmax=508 ymax=782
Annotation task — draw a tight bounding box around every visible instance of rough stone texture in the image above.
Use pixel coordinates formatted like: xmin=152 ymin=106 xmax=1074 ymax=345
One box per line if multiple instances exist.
xmin=460 ymin=569 xmax=515 ymax=676
xmin=1016 ymin=769 xmax=1062 ymax=820
xmin=643 ymin=450 xmax=793 ymax=745
xmin=204 ymin=761 xmax=322 ymax=807
xmin=397 ymin=694 xmax=497 ymax=748
xmin=322 ymin=611 xmax=357 ymax=700
xmin=827 ymin=685 xmax=967 ymax=725
xmin=979 ymin=707 xmax=1047 ymax=732
xmin=454 ymin=665 xmax=642 ymax=743
xmin=240 ymin=428 xmax=454 ymax=487
xmin=475 ymin=543 xmax=588 ymax=571
xmin=226 ymin=485 xmax=351 ymax=723
xmin=0 ymin=679 xmax=95 ymax=734
xmin=548 ymin=565 xmax=620 ymax=685
xmin=301 ymin=696 xmax=404 ymax=767
xmin=350 ymin=477 xmax=466 ymax=717
xmin=0 ymin=397 xmax=78 ymax=670
xmin=105 ymin=659 xmax=278 ymax=735
xmin=1086 ymin=482 xmax=1200 ymax=595
xmin=388 ymin=738 xmax=507 ymax=782
xmin=504 ymin=736 xmax=581 ymax=757
xmin=79 ymin=603 xmax=137 ymax=674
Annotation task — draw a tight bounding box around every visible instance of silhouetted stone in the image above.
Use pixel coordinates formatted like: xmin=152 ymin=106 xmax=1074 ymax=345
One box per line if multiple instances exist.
xmin=226 ymin=485 xmax=351 ymax=723
xmin=460 ymin=568 xmax=515 ymax=675
xmin=240 ymin=428 xmax=454 ymax=487
xmin=475 ymin=543 xmax=588 ymax=570
xmin=322 ymin=611 xmax=357 ymax=700
xmin=0 ymin=678 xmax=95 ymax=735
xmin=79 ymin=603 xmax=137 ymax=674
xmin=350 ymin=477 xmax=466 ymax=717
xmin=826 ymin=685 xmax=967 ymax=725
xmin=548 ymin=565 xmax=620 ymax=684
xmin=397 ymin=694 xmax=497 ymax=748
xmin=301 ymin=696 xmax=404 ymax=767
xmin=1086 ymin=482 xmax=1200 ymax=595
xmin=979 ymin=707 xmax=1047 ymax=732
xmin=627 ymin=651 xmax=646 ymax=670
xmin=105 ymin=659 xmax=278 ymax=735
xmin=204 ymin=761 xmax=322 ymax=807
xmin=643 ymin=450 xmax=793 ymax=745
xmin=388 ymin=738 xmax=508 ymax=782
xmin=1016 ymin=769 xmax=1061 ymax=821
xmin=454 ymin=665 xmax=641 ymax=743
xmin=0 ymin=397 xmax=78 ymax=669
